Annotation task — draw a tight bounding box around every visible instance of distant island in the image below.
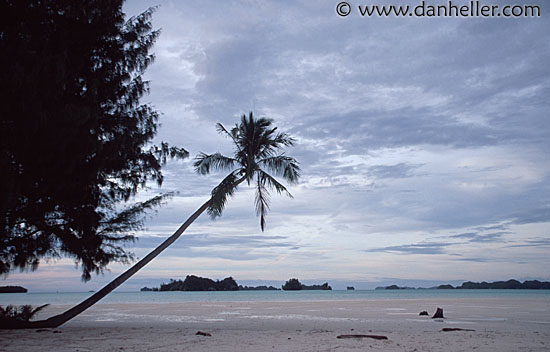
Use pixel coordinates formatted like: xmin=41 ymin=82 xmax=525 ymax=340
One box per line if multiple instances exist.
xmin=141 ymin=275 xmax=239 ymax=292
xmin=282 ymin=278 xmax=332 ymax=291
xmin=140 ymin=277 xmax=550 ymax=292
xmin=376 ymin=279 xmax=550 ymax=290
xmin=141 ymin=276 xmax=332 ymax=292
xmin=140 ymin=286 xmax=158 ymax=292
xmin=0 ymin=286 xmax=27 ymax=293
xmin=239 ymin=285 xmax=280 ymax=291
xmin=377 ymin=285 xmax=416 ymax=290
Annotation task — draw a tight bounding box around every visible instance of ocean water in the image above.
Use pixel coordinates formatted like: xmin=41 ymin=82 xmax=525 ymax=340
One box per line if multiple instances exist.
xmin=1 ymin=289 xmax=549 ymax=307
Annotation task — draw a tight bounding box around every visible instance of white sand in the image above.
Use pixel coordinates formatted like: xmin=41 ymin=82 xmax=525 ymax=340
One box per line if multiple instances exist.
xmin=1 ymin=297 xmax=549 ymax=351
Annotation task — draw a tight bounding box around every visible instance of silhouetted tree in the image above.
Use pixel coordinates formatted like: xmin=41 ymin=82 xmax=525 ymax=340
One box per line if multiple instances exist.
xmin=0 ymin=304 xmax=49 ymax=329
xmin=0 ymin=1 xmax=187 ymax=280
xmin=12 ymin=113 xmax=299 ymax=329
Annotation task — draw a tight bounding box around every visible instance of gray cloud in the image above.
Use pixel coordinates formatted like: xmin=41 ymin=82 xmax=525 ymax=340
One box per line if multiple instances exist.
xmin=365 ymin=242 xmax=452 ymax=255
xmin=366 ymin=229 xmax=514 ymax=257
xmin=473 ymin=224 xmax=510 ymax=232
xmin=451 ymin=232 xmax=510 ymax=243
xmin=124 ymin=1 xmax=550 ymax=256
xmin=12 ymin=1 xmax=546 ymax=291
xmin=368 ymin=163 xmax=423 ymax=179
xmin=452 ymin=257 xmax=491 ymax=263
xmin=505 ymin=238 xmax=550 ymax=248
xmin=134 ymin=234 xmax=298 ymax=250
xmin=126 ymin=233 xmax=301 ymax=262
xmin=511 ymin=206 xmax=550 ymax=225
xmin=451 ymin=232 xmax=478 ymax=239
xmin=469 ymin=232 xmax=509 ymax=243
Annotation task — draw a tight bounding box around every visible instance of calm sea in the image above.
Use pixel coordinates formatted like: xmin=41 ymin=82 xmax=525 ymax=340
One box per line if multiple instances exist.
xmin=1 ymin=289 xmax=549 ymax=306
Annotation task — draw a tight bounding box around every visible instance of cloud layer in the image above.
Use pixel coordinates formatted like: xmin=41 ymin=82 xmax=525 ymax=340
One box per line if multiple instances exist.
xmin=5 ymin=0 xmax=549 ymax=291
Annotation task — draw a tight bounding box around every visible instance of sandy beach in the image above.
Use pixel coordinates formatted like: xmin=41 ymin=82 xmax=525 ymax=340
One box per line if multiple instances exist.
xmin=1 ymin=296 xmax=549 ymax=351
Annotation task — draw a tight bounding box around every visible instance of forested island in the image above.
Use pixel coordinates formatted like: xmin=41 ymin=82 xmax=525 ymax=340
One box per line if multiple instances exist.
xmin=0 ymin=286 xmax=27 ymax=293
xmin=140 ymin=276 xmax=332 ymax=292
xmin=239 ymin=285 xmax=280 ymax=291
xmin=281 ymin=278 xmax=332 ymax=291
xmin=142 ymin=277 xmax=550 ymax=292
xmin=141 ymin=276 xmax=239 ymax=292
xmin=376 ymin=279 xmax=550 ymax=290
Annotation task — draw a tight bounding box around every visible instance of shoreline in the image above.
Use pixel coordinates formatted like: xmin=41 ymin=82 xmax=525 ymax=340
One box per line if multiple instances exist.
xmin=1 ymin=296 xmax=549 ymax=351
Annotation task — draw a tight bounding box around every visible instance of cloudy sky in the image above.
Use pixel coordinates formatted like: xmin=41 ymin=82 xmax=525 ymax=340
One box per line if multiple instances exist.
xmin=7 ymin=0 xmax=550 ymax=291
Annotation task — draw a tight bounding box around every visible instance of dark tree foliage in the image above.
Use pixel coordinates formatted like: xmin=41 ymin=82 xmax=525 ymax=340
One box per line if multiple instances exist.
xmin=302 ymin=282 xmax=331 ymax=290
xmin=0 ymin=0 xmax=187 ymax=281
xmin=281 ymin=278 xmax=332 ymax=290
xmin=0 ymin=114 xmax=299 ymax=329
xmin=0 ymin=286 xmax=27 ymax=293
xmin=158 ymin=276 xmax=239 ymax=292
xmin=0 ymin=304 xmax=49 ymax=328
xmin=282 ymin=278 xmax=303 ymax=290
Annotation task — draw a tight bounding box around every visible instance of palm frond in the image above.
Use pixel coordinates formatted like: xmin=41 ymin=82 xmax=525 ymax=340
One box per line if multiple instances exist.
xmin=208 ymin=171 xmax=240 ymax=218
xmin=194 ymin=153 xmax=236 ymax=175
xmin=198 ymin=112 xmax=300 ymax=231
xmin=236 ymin=113 xmax=274 ymax=156
xmin=27 ymin=304 xmax=49 ymax=321
xmin=257 ymin=131 xmax=295 ymax=159
xmin=272 ymin=131 xmax=296 ymax=148
xmin=259 ymin=155 xmax=301 ymax=184
xmin=217 ymin=122 xmax=245 ymax=163
xmin=257 ymin=169 xmax=292 ymax=198
xmin=216 ymin=123 xmax=238 ymax=144
xmin=256 ymin=128 xmax=279 ymax=158
xmin=255 ymin=176 xmax=271 ymax=231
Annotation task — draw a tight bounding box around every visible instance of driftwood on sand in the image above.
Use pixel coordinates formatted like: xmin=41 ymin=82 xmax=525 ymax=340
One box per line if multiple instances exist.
xmin=336 ymin=334 xmax=388 ymax=340
xmin=442 ymin=328 xmax=476 ymax=332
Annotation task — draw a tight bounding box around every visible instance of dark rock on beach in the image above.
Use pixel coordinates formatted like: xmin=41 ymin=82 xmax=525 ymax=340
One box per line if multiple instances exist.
xmin=432 ymin=308 xmax=444 ymax=319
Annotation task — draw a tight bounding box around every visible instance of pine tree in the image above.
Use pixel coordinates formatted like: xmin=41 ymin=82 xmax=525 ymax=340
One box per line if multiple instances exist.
xmin=0 ymin=0 xmax=187 ymax=281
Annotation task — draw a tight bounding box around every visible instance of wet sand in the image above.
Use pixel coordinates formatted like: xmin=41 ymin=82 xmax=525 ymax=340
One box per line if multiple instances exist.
xmin=1 ymin=297 xmax=549 ymax=351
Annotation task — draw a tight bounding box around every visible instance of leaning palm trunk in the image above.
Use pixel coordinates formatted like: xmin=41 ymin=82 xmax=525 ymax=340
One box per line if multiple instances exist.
xmin=17 ymin=198 xmax=214 ymax=329
xmin=6 ymin=113 xmax=299 ymax=329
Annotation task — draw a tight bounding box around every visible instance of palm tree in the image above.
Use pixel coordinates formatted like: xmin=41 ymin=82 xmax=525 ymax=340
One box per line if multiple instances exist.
xmin=17 ymin=112 xmax=300 ymax=329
